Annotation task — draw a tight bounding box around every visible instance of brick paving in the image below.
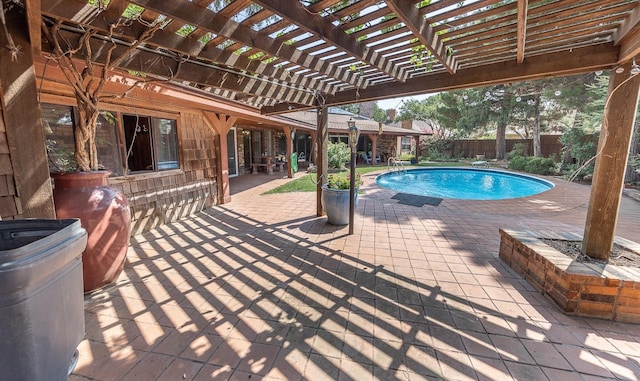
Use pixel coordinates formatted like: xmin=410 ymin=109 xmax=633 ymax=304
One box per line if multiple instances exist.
xmin=72 ymin=169 xmax=640 ymax=380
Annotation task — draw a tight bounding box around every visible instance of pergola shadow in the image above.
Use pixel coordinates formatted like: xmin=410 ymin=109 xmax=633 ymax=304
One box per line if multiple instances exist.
xmin=73 ymin=200 xmax=640 ymax=380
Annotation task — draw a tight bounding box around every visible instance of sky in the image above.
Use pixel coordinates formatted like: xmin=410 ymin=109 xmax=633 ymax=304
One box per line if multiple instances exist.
xmin=375 ymin=93 xmax=434 ymax=111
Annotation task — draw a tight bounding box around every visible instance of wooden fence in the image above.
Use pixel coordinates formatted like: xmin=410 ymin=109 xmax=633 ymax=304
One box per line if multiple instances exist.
xmin=449 ymin=135 xmax=569 ymax=160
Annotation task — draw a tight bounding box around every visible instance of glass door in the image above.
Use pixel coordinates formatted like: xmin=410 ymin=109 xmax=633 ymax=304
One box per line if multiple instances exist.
xmin=227 ymin=128 xmax=238 ymax=177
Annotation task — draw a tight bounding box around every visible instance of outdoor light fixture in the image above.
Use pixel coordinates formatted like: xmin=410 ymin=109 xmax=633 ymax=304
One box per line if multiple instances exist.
xmin=347 ymin=117 xmax=359 ymax=235
xmin=631 ymin=58 xmax=640 ymax=75
xmin=348 ymin=118 xmax=359 ymax=153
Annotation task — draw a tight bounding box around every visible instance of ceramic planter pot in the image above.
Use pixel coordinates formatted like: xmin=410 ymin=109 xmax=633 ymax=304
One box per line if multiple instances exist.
xmin=52 ymin=171 xmax=131 ymax=293
xmin=321 ymin=184 xmax=358 ymax=225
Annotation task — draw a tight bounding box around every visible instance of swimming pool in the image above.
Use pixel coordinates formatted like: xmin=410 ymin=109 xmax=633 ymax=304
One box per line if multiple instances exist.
xmin=375 ymin=168 xmax=554 ymax=200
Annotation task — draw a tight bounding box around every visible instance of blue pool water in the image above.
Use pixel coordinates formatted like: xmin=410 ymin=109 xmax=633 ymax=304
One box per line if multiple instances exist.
xmin=375 ymin=168 xmax=554 ymax=200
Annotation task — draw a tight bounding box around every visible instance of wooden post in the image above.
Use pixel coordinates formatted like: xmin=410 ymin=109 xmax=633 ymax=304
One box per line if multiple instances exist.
xmin=309 ymin=131 xmax=317 ymax=166
xmin=316 ymin=105 xmax=328 ymax=217
xmin=370 ymin=134 xmax=379 ymax=165
xmin=203 ymin=112 xmax=236 ymax=204
xmin=0 ymin=7 xmax=55 ymax=218
xmin=283 ymin=126 xmax=294 ymax=178
xmin=583 ymin=62 xmax=640 ymax=259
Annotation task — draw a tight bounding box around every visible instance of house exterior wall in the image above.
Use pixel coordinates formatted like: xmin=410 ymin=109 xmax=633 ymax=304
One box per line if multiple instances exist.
xmin=110 ymin=111 xmax=219 ymax=235
xmin=377 ymin=135 xmax=398 ymax=159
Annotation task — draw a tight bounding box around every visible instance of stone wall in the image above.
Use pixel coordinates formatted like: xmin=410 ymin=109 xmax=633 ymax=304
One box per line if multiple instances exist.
xmin=377 ymin=135 xmax=398 ymax=159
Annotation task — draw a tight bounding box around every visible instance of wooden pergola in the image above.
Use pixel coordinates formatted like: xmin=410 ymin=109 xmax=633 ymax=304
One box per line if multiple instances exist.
xmin=2 ymin=0 xmax=640 ymax=258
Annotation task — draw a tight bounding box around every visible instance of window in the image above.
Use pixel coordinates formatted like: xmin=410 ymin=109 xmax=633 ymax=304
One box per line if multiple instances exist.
xmin=43 ymin=104 xmax=123 ymax=175
xmin=329 ymin=135 xmax=348 ymax=145
xmin=42 ymin=103 xmax=179 ymax=176
xmin=401 ymin=136 xmax=412 ymax=154
xmin=123 ymin=114 xmax=179 ymax=172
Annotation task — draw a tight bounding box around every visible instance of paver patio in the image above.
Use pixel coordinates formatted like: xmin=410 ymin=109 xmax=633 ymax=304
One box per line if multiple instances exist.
xmin=72 ymin=169 xmax=640 ymax=380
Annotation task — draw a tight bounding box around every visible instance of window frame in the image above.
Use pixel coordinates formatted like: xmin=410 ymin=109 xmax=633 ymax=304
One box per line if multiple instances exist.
xmin=42 ymin=102 xmax=181 ymax=177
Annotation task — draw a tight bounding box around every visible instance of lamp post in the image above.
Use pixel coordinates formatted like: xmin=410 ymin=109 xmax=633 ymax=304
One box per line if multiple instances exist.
xmin=348 ymin=118 xmax=359 ymax=235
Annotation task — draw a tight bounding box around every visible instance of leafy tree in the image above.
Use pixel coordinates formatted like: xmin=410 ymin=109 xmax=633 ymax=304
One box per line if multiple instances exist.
xmin=337 ymin=102 xmax=386 ymax=122
xmin=337 ymin=104 xmax=360 ymax=115
xmin=397 ymin=93 xmax=472 ymax=138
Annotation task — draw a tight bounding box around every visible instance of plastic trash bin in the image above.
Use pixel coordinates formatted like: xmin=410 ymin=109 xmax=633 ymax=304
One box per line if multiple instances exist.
xmin=0 ymin=219 xmax=87 ymax=381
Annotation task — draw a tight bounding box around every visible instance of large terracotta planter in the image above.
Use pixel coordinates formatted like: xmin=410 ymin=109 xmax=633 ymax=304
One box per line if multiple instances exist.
xmin=321 ymin=184 xmax=358 ymax=225
xmin=52 ymin=171 xmax=131 ymax=292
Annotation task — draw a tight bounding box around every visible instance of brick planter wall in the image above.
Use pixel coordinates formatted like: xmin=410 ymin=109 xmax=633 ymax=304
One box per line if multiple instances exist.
xmin=499 ymin=229 xmax=640 ymax=323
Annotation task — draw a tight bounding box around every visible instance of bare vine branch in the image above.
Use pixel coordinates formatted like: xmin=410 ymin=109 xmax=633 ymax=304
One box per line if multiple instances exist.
xmin=41 ymin=14 xmax=167 ymax=171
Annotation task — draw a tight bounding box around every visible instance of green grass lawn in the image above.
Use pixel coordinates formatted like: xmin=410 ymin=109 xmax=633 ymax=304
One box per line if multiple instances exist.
xmin=264 ymin=162 xmax=466 ymax=194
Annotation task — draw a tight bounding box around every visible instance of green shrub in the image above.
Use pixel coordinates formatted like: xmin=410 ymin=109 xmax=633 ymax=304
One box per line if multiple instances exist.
xmin=524 ymin=157 xmax=557 ymax=175
xmin=399 ymin=153 xmax=414 ymax=161
xmin=422 ymin=138 xmax=452 ymax=160
xmin=508 ymin=156 xmax=528 ymax=171
xmin=327 ymin=141 xmax=350 ymax=169
xmin=508 ymin=143 xmax=528 ymax=159
xmin=326 ymin=172 xmax=362 ymax=189
xmin=509 ymin=155 xmax=557 ymax=175
xmin=561 ymin=162 xmax=593 ymax=181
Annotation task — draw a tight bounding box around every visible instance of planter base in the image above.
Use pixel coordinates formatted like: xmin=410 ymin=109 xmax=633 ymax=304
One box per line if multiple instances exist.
xmin=499 ymin=229 xmax=640 ymax=323
xmin=53 ymin=172 xmax=131 ymax=293
xmin=321 ymin=184 xmax=358 ymax=226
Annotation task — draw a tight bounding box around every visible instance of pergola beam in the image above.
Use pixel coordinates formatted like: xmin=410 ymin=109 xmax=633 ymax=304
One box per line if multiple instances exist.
xmin=613 ymin=5 xmax=640 ymax=62
xmin=24 ymin=0 xmax=42 ymax=56
xmin=254 ymin=0 xmax=404 ymax=83
xmin=41 ymin=0 xmax=337 ymax=98
xmin=128 ymin=0 xmax=365 ymax=88
xmin=385 ymin=0 xmax=457 ymax=74
xmin=614 ymin=3 xmax=640 ymax=46
xmin=516 ymin=0 xmax=528 ymax=63
xmin=262 ymin=43 xmax=618 ymax=115
xmin=615 ymin=3 xmax=640 ymax=63
xmin=47 ymin=29 xmax=317 ymax=106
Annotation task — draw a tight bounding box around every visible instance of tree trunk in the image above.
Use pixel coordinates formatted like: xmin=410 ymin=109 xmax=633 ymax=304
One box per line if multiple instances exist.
xmin=533 ymin=94 xmax=542 ymax=157
xmin=496 ymin=122 xmax=507 ymax=159
xmin=75 ymin=98 xmax=100 ymax=171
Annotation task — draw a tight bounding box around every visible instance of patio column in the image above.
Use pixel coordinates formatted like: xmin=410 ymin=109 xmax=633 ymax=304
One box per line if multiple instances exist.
xmin=317 ymin=105 xmax=328 ymax=217
xmin=282 ymin=126 xmax=294 ymax=178
xmin=309 ymin=131 xmax=317 ymax=165
xmin=369 ymin=134 xmax=379 ymax=165
xmin=583 ymin=61 xmax=640 ymax=258
xmin=204 ymin=112 xmax=237 ymax=204
xmin=0 ymin=7 xmax=55 ymax=218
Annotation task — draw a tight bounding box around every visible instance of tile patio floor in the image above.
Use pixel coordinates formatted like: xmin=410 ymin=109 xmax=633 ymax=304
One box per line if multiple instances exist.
xmin=72 ymin=169 xmax=640 ymax=380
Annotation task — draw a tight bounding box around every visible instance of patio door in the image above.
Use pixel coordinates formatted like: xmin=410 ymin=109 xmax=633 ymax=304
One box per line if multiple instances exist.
xmin=227 ymin=128 xmax=238 ymax=177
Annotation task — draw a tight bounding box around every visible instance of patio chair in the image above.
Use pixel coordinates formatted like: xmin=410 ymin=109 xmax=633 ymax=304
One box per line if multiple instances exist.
xmin=298 ymin=152 xmax=306 ymax=162
xmin=360 ymin=152 xmax=371 ymax=164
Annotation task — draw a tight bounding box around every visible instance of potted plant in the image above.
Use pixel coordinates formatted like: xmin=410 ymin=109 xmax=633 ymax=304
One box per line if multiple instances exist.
xmin=40 ymin=15 xmax=164 ymax=292
xmin=321 ymin=172 xmax=362 ymax=225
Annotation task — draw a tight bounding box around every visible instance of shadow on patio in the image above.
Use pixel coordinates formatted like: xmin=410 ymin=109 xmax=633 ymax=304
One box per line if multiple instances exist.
xmin=72 ymin=178 xmax=640 ymax=380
